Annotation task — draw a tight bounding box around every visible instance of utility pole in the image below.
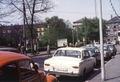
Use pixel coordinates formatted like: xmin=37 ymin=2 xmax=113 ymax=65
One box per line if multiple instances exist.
xmin=99 ymin=0 xmax=105 ymax=81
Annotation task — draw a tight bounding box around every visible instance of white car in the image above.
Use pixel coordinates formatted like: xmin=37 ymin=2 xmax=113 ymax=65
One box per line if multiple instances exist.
xmin=44 ymin=47 xmax=96 ymax=77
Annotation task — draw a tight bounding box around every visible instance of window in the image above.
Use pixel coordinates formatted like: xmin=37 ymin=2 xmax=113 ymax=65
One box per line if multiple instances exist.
xmin=118 ymin=32 xmax=120 ymax=36
xmin=55 ymin=50 xmax=81 ymax=58
xmin=19 ymin=60 xmax=32 ymax=69
xmin=82 ymin=50 xmax=90 ymax=59
xmin=19 ymin=60 xmax=38 ymax=80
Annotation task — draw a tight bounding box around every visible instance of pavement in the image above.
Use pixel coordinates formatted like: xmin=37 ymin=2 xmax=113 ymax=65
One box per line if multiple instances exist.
xmin=26 ymin=50 xmax=55 ymax=57
xmin=87 ymin=44 xmax=120 ymax=82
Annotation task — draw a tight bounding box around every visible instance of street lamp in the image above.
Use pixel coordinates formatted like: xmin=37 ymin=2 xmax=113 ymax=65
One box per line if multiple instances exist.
xmin=99 ymin=0 xmax=105 ymax=81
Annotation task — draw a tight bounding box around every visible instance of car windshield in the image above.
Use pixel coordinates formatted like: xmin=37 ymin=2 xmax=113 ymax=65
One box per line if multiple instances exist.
xmin=54 ymin=50 xmax=81 ymax=58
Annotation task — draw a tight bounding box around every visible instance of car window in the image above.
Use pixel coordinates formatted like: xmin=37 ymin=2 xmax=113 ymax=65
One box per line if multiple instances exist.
xmin=55 ymin=50 xmax=65 ymax=56
xmin=82 ymin=50 xmax=90 ymax=59
xmin=88 ymin=50 xmax=94 ymax=56
xmin=55 ymin=50 xmax=81 ymax=58
xmin=104 ymin=46 xmax=108 ymax=51
xmin=19 ymin=60 xmax=32 ymax=69
xmin=19 ymin=60 xmax=39 ymax=81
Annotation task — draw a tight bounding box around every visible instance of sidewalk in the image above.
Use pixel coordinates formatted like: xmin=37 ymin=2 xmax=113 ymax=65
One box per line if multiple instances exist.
xmin=87 ymin=54 xmax=120 ymax=82
xmin=26 ymin=50 xmax=56 ymax=57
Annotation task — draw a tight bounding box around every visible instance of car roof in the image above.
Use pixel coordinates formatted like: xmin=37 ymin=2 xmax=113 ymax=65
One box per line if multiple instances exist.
xmin=0 ymin=47 xmax=17 ymax=50
xmin=57 ymin=47 xmax=86 ymax=51
xmin=0 ymin=51 xmax=31 ymax=67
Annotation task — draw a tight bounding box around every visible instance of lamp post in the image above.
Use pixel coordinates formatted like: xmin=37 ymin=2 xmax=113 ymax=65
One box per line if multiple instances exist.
xmin=99 ymin=0 xmax=105 ymax=81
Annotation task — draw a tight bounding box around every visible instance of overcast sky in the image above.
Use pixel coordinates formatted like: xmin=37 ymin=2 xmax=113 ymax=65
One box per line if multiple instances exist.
xmin=1 ymin=0 xmax=120 ymax=25
xmin=40 ymin=0 xmax=119 ymax=23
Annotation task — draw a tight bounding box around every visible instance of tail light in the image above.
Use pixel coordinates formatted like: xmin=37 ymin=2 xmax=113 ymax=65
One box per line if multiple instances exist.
xmin=45 ymin=64 xmax=50 ymax=66
xmin=72 ymin=66 xmax=79 ymax=69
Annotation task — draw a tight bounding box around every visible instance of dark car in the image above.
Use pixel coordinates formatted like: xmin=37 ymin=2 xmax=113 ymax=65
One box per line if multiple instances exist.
xmin=0 ymin=51 xmax=58 ymax=82
xmin=103 ymin=44 xmax=112 ymax=60
xmin=106 ymin=44 xmax=117 ymax=56
xmin=81 ymin=46 xmax=100 ymax=65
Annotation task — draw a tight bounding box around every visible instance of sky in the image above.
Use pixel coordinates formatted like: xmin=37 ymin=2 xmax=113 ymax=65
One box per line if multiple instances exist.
xmin=40 ymin=0 xmax=119 ymax=23
xmin=1 ymin=0 xmax=120 ymax=25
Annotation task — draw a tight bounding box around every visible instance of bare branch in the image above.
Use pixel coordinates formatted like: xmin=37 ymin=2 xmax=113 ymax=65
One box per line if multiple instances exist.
xmin=11 ymin=2 xmax=23 ymax=13
xmin=25 ymin=0 xmax=32 ymax=15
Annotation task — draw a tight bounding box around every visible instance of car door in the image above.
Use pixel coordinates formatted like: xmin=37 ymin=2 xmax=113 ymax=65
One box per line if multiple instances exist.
xmin=18 ymin=60 xmax=41 ymax=82
xmin=82 ymin=50 xmax=93 ymax=73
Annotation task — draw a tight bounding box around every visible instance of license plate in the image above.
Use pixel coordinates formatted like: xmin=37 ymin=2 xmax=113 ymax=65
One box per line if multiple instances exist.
xmin=56 ymin=68 xmax=68 ymax=72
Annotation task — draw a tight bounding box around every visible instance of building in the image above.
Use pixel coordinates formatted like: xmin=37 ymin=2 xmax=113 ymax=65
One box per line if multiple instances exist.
xmin=106 ymin=16 xmax=120 ymax=42
xmin=1 ymin=24 xmax=46 ymax=46
xmin=73 ymin=19 xmax=83 ymax=28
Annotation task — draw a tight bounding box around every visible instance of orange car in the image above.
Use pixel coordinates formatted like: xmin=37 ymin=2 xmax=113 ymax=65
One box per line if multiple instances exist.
xmin=0 ymin=51 xmax=58 ymax=82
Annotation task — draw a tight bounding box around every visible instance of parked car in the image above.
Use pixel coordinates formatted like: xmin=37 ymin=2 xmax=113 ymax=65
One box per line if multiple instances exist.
xmin=44 ymin=47 xmax=96 ymax=77
xmin=106 ymin=43 xmax=117 ymax=56
xmin=81 ymin=46 xmax=100 ymax=65
xmin=103 ymin=44 xmax=112 ymax=60
xmin=0 ymin=51 xmax=58 ymax=82
xmin=0 ymin=47 xmax=19 ymax=53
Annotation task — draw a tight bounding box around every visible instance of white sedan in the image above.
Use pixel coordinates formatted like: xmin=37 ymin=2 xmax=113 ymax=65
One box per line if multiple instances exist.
xmin=44 ymin=47 xmax=96 ymax=77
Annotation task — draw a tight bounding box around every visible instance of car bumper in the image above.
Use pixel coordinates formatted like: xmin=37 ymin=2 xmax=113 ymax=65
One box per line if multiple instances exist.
xmin=45 ymin=71 xmax=80 ymax=77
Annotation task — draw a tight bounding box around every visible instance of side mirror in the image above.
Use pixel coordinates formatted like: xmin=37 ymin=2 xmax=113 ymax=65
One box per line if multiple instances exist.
xmin=34 ymin=63 xmax=39 ymax=68
xmin=30 ymin=62 xmax=39 ymax=71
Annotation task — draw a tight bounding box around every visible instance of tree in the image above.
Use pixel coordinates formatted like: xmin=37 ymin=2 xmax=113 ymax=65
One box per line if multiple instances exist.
xmin=0 ymin=0 xmax=53 ymax=53
xmin=42 ymin=16 xmax=72 ymax=46
xmin=77 ymin=18 xmax=107 ymax=43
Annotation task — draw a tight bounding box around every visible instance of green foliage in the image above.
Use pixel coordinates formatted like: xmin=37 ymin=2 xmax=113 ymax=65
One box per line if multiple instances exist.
xmin=78 ymin=18 xmax=107 ymax=43
xmin=42 ymin=16 xmax=72 ymax=46
xmin=25 ymin=27 xmax=37 ymax=40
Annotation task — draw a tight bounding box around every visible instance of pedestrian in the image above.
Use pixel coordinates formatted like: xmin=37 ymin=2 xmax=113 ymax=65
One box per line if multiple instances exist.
xmin=17 ymin=43 xmax=21 ymax=53
xmin=47 ymin=45 xmax=50 ymax=56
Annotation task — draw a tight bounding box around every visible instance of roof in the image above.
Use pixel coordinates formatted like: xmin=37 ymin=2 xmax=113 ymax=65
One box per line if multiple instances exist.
xmin=2 ymin=24 xmax=45 ymax=30
xmin=107 ymin=16 xmax=120 ymax=24
xmin=57 ymin=47 xmax=86 ymax=52
xmin=0 ymin=51 xmax=31 ymax=67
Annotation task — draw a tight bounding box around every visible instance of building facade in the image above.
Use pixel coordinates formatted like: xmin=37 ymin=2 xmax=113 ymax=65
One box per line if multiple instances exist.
xmin=1 ymin=24 xmax=46 ymax=46
xmin=106 ymin=16 xmax=120 ymax=43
